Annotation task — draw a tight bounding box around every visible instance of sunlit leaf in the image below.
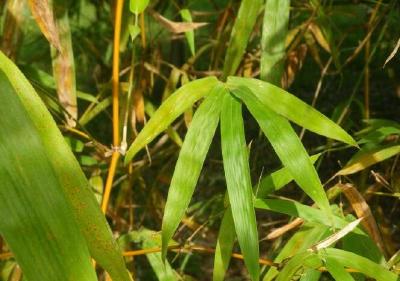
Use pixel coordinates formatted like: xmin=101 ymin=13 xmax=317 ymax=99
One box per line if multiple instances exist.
xmin=232 ymin=86 xmax=332 ymax=219
xmin=0 ymin=51 xmax=131 ymax=281
xmin=325 ymin=257 xmax=355 ymax=281
xmin=130 ymin=0 xmax=149 ymax=15
xmin=180 ymin=9 xmax=196 ymax=56
xmin=227 ymin=77 xmax=357 ymax=146
xmin=161 ymin=84 xmax=225 ymax=259
xmin=276 ymin=251 xmax=322 ymax=281
xmin=125 ymin=77 xmax=219 ymax=163
xmin=221 ymin=93 xmax=259 ymax=281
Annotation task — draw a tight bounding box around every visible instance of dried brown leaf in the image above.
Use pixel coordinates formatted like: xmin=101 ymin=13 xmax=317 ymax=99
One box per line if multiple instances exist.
xmin=151 ymin=11 xmax=208 ymax=34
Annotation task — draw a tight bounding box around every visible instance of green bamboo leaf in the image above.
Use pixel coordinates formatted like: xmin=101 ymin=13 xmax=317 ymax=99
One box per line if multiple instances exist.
xmin=222 ymin=0 xmax=263 ymax=78
xmin=227 ymin=77 xmax=357 ymax=147
xmin=299 ymin=268 xmax=321 ymax=281
xmin=261 ymin=0 xmax=290 ymax=84
xmin=320 ymin=248 xmax=397 ymax=281
xmin=213 ymin=207 xmax=236 ymax=281
xmin=0 ymin=51 xmax=131 ymax=281
xmin=255 ymin=154 xmax=321 ymax=198
xmin=263 ymin=223 xmax=329 ymax=281
xmin=161 ymin=84 xmax=225 ymax=259
xmin=221 ymin=93 xmax=259 ymax=281
xmin=130 ymin=0 xmax=149 ymax=15
xmin=125 ymin=76 xmax=219 ymax=163
xmin=180 ymin=9 xmax=195 ymax=56
xmin=0 ymin=70 xmax=96 ymax=281
xmin=232 ymin=86 xmax=332 ymax=219
xmin=254 ymin=199 xmax=364 ymax=235
xmin=336 ymin=145 xmax=400 ymax=176
xmin=325 ymin=257 xmax=355 ymax=281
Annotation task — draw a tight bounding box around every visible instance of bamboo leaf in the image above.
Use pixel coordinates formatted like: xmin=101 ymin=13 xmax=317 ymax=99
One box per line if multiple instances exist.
xmin=220 ymin=93 xmax=259 ymax=281
xmin=320 ymin=248 xmax=397 ymax=281
xmin=336 ymin=145 xmax=400 ymax=175
xmin=261 ymin=0 xmax=290 ymax=84
xmin=325 ymin=257 xmax=356 ymax=281
xmin=232 ymin=86 xmax=332 ymax=219
xmin=130 ymin=0 xmax=149 ymax=15
xmin=0 ymin=51 xmax=131 ymax=281
xmin=222 ymin=0 xmax=263 ymax=78
xmin=227 ymin=77 xmax=357 ymax=147
xmin=213 ymin=207 xmax=236 ymax=281
xmin=161 ymin=84 xmax=225 ymax=259
xmin=276 ymin=252 xmax=322 ymax=281
xmin=180 ymin=9 xmax=196 ymax=56
xmin=299 ymin=268 xmax=321 ymax=281
xmin=0 ymin=70 xmax=96 ymax=281
xmin=125 ymin=76 xmax=219 ymax=163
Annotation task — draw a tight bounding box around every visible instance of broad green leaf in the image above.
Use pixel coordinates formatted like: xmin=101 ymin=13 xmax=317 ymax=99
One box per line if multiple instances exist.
xmin=180 ymin=9 xmax=195 ymax=56
xmin=221 ymin=93 xmax=259 ymax=281
xmin=213 ymin=207 xmax=236 ymax=281
xmin=125 ymin=76 xmax=219 ymax=163
xmin=0 ymin=51 xmax=131 ymax=281
xmin=255 ymin=154 xmax=321 ymax=198
xmin=254 ymin=199 xmax=364 ymax=235
xmin=325 ymin=257 xmax=356 ymax=281
xmin=336 ymin=145 xmax=400 ymax=175
xmin=261 ymin=0 xmax=290 ymax=84
xmin=276 ymin=251 xmax=322 ymax=281
xmin=0 ymin=70 xmax=96 ymax=281
xmin=320 ymin=248 xmax=397 ymax=281
xmin=222 ymin=0 xmax=263 ymax=78
xmin=130 ymin=0 xmax=149 ymax=15
xmin=263 ymin=223 xmax=329 ymax=281
xmin=161 ymin=84 xmax=225 ymax=259
xmin=227 ymin=77 xmax=358 ymax=147
xmin=232 ymin=86 xmax=332 ymax=220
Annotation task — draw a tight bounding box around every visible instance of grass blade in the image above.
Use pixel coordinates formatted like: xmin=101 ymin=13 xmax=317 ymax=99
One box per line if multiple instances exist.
xmin=261 ymin=0 xmax=290 ymax=84
xmin=232 ymin=86 xmax=332 ymax=220
xmin=325 ymin=257 xmax=356 ymax=281
xmin=161 ymin=84 xmax=225 ymax=259
xmin=221 ymin=93 xmax=259 ymax=281
xmin=213 ymin=207 xmax=236 ymax=281
xmin=336 ymin=145 xmax=400 ymax=175
xmin=180 ymin=9 xmax=196 ymax=56
xmin=227 ymin=77 xmax=357 ymax=147
xmin=276 ymin=252 xmax=321 ymax=281
xmin=222 ymin=0 xmax=263 ymax=78
xmin=0 ymin=70 xmax=96 ymax=281
xmin=320 ymin=248 xmax=397 ymax=281
xmin=125 ymin=76 xmax=219 ymax=163
xmin=0 ymin=51 xmax=131 ymax=281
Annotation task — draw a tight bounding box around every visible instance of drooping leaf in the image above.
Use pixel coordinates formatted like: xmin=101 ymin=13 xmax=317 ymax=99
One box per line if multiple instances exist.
xmin=232 ymin=86 xmax=332 ymax=220
xmin=161 ymin=84 xmax=226 ymax=259
xmin=0 ymin=70 xmax=96 ymax=281
xmin=213 ymin=207 xmax=236 ymax=281
xmin=255 ymin=154 xmax=321 ymax=198
xmin=320 ymin=248 xmax=397 ymax=281
xmin=260 ymin=0 xmax=290 ymax=84
xmin=227 ymin=77 xmax=357 ymax=147
xmin=125 ymin=76 xmax=219 ymax=163
xmin=0 ymin=51 xmax=131 ymax=281
xmin=180 ymin=9 xmax=196 ymax=56
xmin=222 ymin=0 xmax=263 ymax=78
xmin=325 ymin=257 xmax=356 ymax=281
xmin=220 ymin=93 xmax=259 ymax=281
xmin=130 ymin=0 xmax=149 ymax=15
xmin=336 ymin=145 xmax=400 ymax=175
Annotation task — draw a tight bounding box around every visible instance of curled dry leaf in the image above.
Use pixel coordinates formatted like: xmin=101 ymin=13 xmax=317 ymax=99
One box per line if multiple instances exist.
xmin=151 ymin=11 xmax=208 ymax=34
xmin=383 ymin=37 xmax=400 ymax=68
xmin=27 ymin=0 xmax=62 ymax=52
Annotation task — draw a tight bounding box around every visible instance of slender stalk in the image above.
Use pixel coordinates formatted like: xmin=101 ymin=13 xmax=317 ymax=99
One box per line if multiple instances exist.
xmin=101 ymin=0 xmax=124 ymax=214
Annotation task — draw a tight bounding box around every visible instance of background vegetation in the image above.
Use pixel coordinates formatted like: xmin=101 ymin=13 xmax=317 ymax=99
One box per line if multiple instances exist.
xmin=0 ymin=0 xmax=399 ymax=280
